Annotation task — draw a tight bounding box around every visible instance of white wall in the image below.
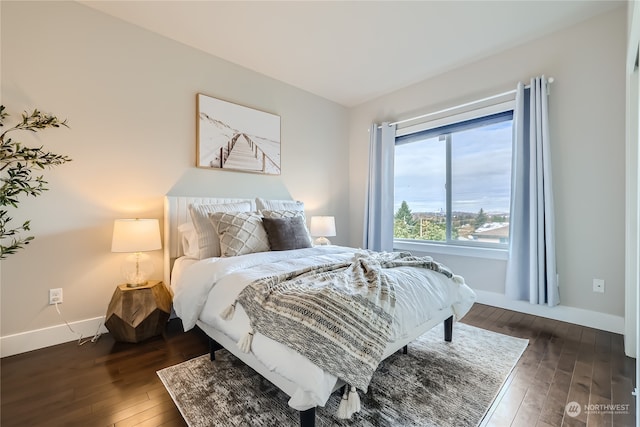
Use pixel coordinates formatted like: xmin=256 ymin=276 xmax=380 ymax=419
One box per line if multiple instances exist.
xmin=625 ymin=0 xmax=640 ymax=360
xmin=349 ymin=8 xmax=627 ymax=321
xmin=0 ymin=1 xmax=349 ymax=354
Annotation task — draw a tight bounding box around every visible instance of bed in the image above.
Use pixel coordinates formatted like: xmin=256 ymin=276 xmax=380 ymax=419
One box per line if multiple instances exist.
xmin=163 ymin=196 xmax=476 ymax=426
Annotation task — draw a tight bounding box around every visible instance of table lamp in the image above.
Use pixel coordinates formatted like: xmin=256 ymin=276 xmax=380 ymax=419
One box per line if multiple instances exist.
xmin=309 ymin=216 xmax=336 ymax=246
xmin=111 ymin=218 xmax=162 ymax=287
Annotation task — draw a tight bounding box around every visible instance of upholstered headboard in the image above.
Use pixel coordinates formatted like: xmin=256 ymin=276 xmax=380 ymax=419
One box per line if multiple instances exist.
xmin=163 ymin=196 xmax=256 ymax=285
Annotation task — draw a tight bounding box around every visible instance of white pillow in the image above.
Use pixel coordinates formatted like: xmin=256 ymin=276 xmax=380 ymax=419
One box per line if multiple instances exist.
xmin=256 ymin=198 xmax=305 ymax=212
xmin=188 ymin=202 xmax=253 ymax=259
xmin=178 ymin=223 xmax=199 ymax=258
xmin=209 ymin=212 xmax=270 ymax=257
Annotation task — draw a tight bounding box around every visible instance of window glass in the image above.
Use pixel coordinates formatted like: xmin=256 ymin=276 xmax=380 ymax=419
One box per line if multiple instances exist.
xmin=394 ymin=111 xmax=513 ymax=247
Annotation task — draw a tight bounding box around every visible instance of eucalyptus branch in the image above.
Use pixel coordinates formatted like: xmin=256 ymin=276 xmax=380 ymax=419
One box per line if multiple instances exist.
xmin=0 ymin=210 xmax=33 ymax=258
xmin=0 ymin=108 xmax=68 ymax=140
xmin=0 ymin=142 xmax=72 ymax=172
xmin=0 ymin=105 xmax=70 ymax=259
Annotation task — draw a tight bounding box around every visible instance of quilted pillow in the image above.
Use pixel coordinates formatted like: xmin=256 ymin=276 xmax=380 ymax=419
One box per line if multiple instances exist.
xmin=261 ymin=209 xmax=306 ymax=220
xmin=188 ymin=202 xmax=253 ymax=259
xmin=262 ymin=216 xmax=312 ymax=251
xmin=256 ymin=198 xmax=305 ymax=212
xmin=209 ymin=212 xmax=270 ymax=257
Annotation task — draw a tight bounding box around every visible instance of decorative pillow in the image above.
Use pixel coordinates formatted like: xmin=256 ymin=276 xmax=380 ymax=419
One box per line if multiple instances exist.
xmin=256 ymin=198 xmax=305 ymax=212
xmin=261 ymin=209 xmax=306 ymax=220
xmin=262 ymin=209 xmax=312 ymax=242
xmin=262 ymin=216 xmax=312 ymax=251
xmin=209 ymin=212 xmax=270 ymax=257
xmin=188 ymin=202 xmax=253 ymax=259
xmin=178 ymin=223 xmax=199 ymax=258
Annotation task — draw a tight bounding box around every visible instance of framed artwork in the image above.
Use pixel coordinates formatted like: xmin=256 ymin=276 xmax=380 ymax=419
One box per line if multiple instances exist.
xmin=196 ymin=93 xmax=281 ymax=175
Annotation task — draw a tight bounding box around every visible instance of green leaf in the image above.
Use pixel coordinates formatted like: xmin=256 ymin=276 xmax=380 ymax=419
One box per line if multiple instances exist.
xmin=0 ymin=104 xmax=71 ymax=258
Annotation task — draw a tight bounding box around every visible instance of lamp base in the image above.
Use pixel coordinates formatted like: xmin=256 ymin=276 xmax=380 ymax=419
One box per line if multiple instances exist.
xmin=313 ymin=237 xmax=331 ymax=246
xmin=121 ymin=252 xmax=154 ymax=288
xmin=126 ymin=281 xmax=148 ymax=288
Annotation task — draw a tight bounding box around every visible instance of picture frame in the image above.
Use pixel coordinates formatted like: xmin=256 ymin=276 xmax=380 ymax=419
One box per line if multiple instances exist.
xmin=196 ymin=93 xmax=281 ymax=175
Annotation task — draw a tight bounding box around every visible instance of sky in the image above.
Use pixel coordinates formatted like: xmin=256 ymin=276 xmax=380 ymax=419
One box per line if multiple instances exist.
xmin=394 ymin=120 xmax=512 ymax=214
xmin=199 ymin=93 xmax=280 ymax=141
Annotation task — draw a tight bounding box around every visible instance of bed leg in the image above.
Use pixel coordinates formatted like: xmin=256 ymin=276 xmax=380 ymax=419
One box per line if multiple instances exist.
xmin=299 ymin=407 xmax=316 ymax=427
xmin=209 ymin=338 xmax=223 ymax=361
xmin=402 ymin=345 xmax=408 ymax=354
xmin=444 ymin=315 xmax=453 ymax=342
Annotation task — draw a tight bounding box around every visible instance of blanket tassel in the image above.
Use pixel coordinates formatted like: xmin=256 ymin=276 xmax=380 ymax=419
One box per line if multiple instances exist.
xmin=337 ymin=386 xmax=360 ymax=419
xmin=237 ymin=329 xmax=254 ymax=353
xmin=452 ymin=274 xmax=465 ymax=285
xmin=220 ymin=302 xmax=236 ymax=320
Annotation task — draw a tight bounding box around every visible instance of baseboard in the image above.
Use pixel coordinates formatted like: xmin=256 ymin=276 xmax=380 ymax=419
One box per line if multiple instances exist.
xmin=0 ymin=293 xmax=625 ymax=357
xmin=0 ymin=316 xmax=108 ymax=358
xmin=474 ymin=290 xmax=625 ymax=334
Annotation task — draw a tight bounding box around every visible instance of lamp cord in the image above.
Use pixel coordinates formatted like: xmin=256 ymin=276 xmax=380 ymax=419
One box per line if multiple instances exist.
xmin=54 ymin=302 xmax=102 ymax=346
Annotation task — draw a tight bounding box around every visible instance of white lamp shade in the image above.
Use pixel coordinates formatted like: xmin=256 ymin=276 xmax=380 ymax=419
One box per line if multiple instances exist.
xmin=309 ymin=216 xmax=336 ymax=238
xmin=111 ymin=219 xmax=162 ymax=253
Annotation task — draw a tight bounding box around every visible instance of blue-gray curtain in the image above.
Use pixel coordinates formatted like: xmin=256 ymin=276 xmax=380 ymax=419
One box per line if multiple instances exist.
xmin=363 ymin=122 xmax=396 ymax=251
xmin=505 ymin=76 xmax=559 ymax=306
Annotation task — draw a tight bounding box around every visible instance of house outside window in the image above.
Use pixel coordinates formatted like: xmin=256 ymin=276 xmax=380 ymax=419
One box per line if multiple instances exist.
xmin=393 ymin=101 xmax=514 ymax=253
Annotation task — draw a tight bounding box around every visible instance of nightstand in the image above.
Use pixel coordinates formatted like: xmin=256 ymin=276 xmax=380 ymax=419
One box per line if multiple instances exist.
xmin=105 ymin=280 xmax=172 ymax=343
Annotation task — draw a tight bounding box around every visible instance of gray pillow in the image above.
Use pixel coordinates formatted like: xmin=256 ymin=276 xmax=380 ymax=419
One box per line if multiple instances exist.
xmin=262 ymin=216 xmax=312 ymax=251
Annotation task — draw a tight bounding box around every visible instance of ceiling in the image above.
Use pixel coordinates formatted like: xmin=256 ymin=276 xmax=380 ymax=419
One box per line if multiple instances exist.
xmin=80 ymin=1 xmax=624 ymax=107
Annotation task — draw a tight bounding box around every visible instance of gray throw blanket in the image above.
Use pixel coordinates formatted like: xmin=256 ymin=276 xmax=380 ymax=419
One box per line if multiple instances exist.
xmin=225 ymin=251 xmax=454 ymax=394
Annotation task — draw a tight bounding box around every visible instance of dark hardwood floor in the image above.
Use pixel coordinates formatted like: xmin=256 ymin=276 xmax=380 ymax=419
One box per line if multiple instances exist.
xmin=1 ymin=304 xmax=636 ymax=426
xmin=464 ymin=305 xmax=636 ymax=427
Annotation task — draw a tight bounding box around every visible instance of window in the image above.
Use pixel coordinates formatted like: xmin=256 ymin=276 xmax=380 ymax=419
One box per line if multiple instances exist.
xmin=393 ymin=105 xmax=513 ymax=249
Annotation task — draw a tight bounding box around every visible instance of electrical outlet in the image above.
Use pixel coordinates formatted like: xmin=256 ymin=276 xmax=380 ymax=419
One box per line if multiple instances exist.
xmin=49 ymin=288 xmax=63 ymax=304
xmin=593 ymin=279 xmax=605 ymax=293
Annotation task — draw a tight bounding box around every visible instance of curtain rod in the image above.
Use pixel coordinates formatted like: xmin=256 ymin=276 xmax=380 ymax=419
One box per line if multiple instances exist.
xmin=379 ymin=77 xmax=554 ymax=129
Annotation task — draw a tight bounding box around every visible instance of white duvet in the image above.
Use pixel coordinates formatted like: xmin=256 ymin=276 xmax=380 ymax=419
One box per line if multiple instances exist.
xmin=172 ymin=246 xmax=476 ymax=410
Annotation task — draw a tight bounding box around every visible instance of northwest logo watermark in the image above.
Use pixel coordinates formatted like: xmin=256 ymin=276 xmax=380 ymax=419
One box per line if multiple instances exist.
xmin=565 ymin=401 xmax=581 ymax=417
xmin=565 ymin=401 xmax=630 ymax=417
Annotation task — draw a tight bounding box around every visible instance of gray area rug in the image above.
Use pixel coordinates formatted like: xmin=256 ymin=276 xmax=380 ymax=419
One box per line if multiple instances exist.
xmin=157 ymin=323 xmax=528 ymax=427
